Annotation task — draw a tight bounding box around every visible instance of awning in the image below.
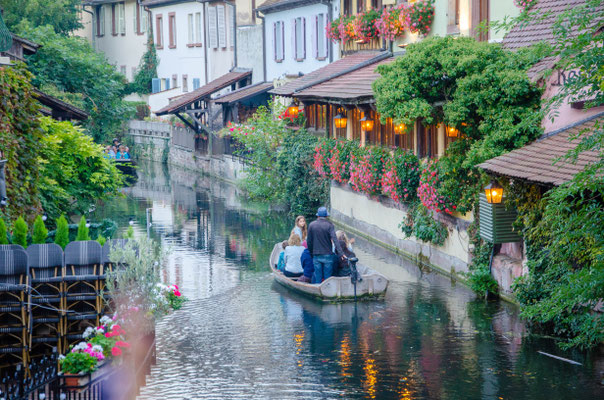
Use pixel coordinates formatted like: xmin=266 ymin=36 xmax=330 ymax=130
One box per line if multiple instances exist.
xmin=35 ymin=90 xmax=89 ymax=121
xmin=156 ymin=70 xmax=252 ymax=116
xmin=477 ymin=114 xmax=602 ymax=186
xmin=214 ymin=82 xmax=273 ymax=105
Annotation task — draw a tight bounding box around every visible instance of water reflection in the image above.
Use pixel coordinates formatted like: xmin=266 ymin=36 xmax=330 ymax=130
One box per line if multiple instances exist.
xmin=93 ymin=161 xmax=603 ymax=399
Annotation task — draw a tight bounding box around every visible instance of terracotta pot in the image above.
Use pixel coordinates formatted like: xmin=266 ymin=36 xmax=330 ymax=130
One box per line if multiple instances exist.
xmin=63 ymin=373 xmax=82 ymax=389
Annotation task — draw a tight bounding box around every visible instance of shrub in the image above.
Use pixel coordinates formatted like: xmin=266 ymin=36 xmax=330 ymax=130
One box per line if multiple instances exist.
xmin=400 ymin=203 xmax=449 ymax=246
xmin=124 ymin=226 xmax=135 ymax=239
xmin=97 ymin=234 xmax=106 ymax=246
xmin=32 ymin=215 xmax=48 ymax=244
xmin=55 ymin=215 xmax=69 ymax=249
xmin=0 ymin=218 xmax=8 ymax=245
xmin=12 ymin=217 xmax=28 ymax=248
xmin=76 ymin=216 xmax=90 ymax=241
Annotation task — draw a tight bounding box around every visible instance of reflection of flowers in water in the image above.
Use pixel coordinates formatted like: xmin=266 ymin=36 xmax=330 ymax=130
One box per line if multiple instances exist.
xmin=339 ymin=334 xmax=352 ymax=378
xmin=363 ymin=357 xmax=378 ymax=399
xmin=294 ymin=331 xmax=305 ymax=367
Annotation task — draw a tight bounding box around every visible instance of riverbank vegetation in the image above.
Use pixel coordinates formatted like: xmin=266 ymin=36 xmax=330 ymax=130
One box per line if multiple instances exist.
xmin=227 ymin=101 xmax=329 ymax=216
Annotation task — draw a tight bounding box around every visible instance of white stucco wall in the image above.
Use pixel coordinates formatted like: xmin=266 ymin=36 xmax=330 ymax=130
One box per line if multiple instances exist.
xmin=93 ymin=0 xmax=148 ymax=82
xmin=237 ymin=24 xmax=265 ymax=83
xmin=263 ymin=1 xmax=338 ymax=82
xmin=206 ymin=1 xmax=236 ymax=82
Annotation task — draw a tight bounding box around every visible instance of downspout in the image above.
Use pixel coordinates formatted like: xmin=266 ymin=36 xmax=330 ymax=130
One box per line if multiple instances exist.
xmin=82 ymin=4 xmax=96 ymax=49
xmin=204 ymin=2 xmax=209 ymax=84
xmin=319 ymin=0 xmax=333 ymax=62
xmin=255 ymin=9 xmax=267 ymax=82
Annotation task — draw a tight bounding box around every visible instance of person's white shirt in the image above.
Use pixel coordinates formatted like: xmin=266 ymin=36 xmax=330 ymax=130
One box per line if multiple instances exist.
xmin=284 ymin=245 xmax=304 ymax=274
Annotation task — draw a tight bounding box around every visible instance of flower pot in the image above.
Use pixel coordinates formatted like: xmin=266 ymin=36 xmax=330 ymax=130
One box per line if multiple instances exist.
xmin=64 ymin=374 xmax=80 ymax=388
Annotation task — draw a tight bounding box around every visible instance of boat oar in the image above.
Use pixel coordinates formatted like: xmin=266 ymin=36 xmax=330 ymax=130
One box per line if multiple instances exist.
xmin=349 ymin=257 xmax=359 ymax=302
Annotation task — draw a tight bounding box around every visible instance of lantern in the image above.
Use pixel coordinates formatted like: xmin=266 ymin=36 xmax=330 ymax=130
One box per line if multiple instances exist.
xmin=484 ymin=181 xmax=503 ymax=204
xmin=287 ymin=104 xmax=299 ymax=118
xmin=334 ymin=112 xmax=347 ymax=129
xmin=360 ymin=115 xmax=374 ymax=132
xmin=394 ymin=123 xmax=407 ymax=134
xmin=446 ymin=126 xmax=460 ymax=138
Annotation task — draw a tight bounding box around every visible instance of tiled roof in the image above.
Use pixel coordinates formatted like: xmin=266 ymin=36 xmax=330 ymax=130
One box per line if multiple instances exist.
xmin=156 ymin=70 xmax=252 ymax=115
xmin=477 ymin=114 xmax=602 ymax=186
xmin=294 ymin=57 xmax=395 ymax=104
xmin=214 ymin=82 xmax=273 ymax=104
xmin=503 ymin=0 xmax=604 ymax=79
xmin=34 ymin=90 xmax=89 ymax=121
xmin=269 ymin=51 xmax=388 ymax=97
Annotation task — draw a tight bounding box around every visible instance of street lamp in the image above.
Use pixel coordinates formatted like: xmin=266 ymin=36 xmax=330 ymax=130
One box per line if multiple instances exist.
xmin=334 ymin=109 xmax=347 ymax=129
xmin=287 ymin=103 xmax=300 ymax=118
xmin=446 ymin=126 xmax=460 ymax=138
xmin=360 ymin=114 xmax=374 ymax=132
xmin=484 ymin=181 xmax=503 ymax=204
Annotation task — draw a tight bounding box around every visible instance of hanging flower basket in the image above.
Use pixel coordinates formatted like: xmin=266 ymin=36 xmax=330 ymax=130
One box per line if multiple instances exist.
xmin=326 ymin=15 xmax=356 ymax=43
xmin=404 ymin=0 xmax=435 ymax=36
xmin=352 ymin=9 xmax=381 ymax=43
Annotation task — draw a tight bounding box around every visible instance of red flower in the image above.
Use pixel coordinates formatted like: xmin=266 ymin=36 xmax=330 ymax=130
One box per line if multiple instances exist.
xmin=111 ymin=346 xmax=123 ymax=357
xmin=116 ymin=340 xmax=131 ymax=349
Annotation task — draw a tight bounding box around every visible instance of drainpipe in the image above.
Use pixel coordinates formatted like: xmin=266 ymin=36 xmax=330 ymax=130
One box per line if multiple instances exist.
xmin=319 ymin=0 xmax=333 ymax=62
xmin=254 ymin=9 xmax=267 ymax=82
xmin=204 ymin=2 xmax=209 ymax=84
xmin=82 ymin=4 xmax=96 ymax=49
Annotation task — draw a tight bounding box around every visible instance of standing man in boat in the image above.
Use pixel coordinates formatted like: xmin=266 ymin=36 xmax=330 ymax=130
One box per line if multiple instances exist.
xmin=307 ymin=207 xmax=344 ymax=283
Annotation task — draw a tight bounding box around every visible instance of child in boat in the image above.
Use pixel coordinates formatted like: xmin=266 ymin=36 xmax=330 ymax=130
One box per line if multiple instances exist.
xmin=283 ymin=233 xmax=304 ymax=278
xmin=277 ymin=240 xmax=288 ymax=272
xmin=335 ymin=231 xmax=356 ymax=277
xmin=298 ymin=244 xmax=314 ymax=283
xmin=291 ymin=215 xmax=307 ymax=242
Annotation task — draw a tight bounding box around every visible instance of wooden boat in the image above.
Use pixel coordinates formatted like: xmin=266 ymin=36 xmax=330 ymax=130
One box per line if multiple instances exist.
xmin=269 ymin=243 xmax=389 ymax=301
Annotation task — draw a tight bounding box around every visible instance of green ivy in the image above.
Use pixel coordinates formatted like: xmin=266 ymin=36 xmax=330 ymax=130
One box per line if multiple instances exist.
xmin=400 ymin=202 xmax=448 ymax=246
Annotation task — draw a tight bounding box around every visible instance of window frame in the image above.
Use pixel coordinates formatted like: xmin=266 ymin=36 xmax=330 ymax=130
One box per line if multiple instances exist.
xmin=294 ymin=17 xmax=306 ymax=62
xmin=168 ymin=12 xmax=177 ymax=49
xmin=187 ymin=13 xmax=195 ymax=46
xmin=315 ymin=13 xmax=327 ymax=60
xmin=96 ymin=5 xmax=105 ymax=37
xmin=274 ymin=21 xmax=284 ymax=62
xmin=156 ymin=14 xmax=164 ymax=49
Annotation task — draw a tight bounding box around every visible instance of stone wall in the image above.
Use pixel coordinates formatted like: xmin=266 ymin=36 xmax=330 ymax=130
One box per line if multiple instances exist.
xmin=330 ymin=181 xmax=472 ymax=278
xmin=128 ymin=120 xmax=171 ymax=162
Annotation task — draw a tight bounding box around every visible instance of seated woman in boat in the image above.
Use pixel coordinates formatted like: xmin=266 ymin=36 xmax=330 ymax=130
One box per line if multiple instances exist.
xmin=335 ymin=231 xmax=356 ymax=277
xmin=283 ymin=233 xmax=304 ymax=278
xmin=277 ymin=240 xmax=288 ymax=272
xmin=298 ymin=246 xmax=314 ymax=283
xmin=104 ymin=145 xmax=116 ymax=159
xmin=291 ymin=215 xmax=307 ymax=243
xmin=116 ymin=145 xmax=131 ymax=160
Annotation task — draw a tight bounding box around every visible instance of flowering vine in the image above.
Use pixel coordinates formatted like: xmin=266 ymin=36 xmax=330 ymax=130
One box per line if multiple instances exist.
xmin=417 ymin=160 xmax=456 ymax=214
xmin=375 ymin=5 xmax=405 ymax=41
xmin=404 ymin=0 xmax=435 ymax=36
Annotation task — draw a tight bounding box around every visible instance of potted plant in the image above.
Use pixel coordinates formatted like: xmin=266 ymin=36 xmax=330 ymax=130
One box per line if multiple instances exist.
xmin=352 ymin=9 xmax=381 ymax=43
xmin=404 ymin=0 xmax=435 ymax=36
xmin=59 ymin=342 xmax=105 ymax=388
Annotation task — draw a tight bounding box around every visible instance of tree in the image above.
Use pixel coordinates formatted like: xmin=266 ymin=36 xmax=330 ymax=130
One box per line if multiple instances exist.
xmin=37 ymin=117 xmax=123 ymax=221
xmin=0 ymin=0 xmax=82 ymax=35
xmin=124 ymin=226 xmax=134 ymax=239
xmin=373 ymin=36 xmax=543 ymax=214
xmin=54 ymin=215 xmax=69 ymax=249
xmin=32 ymin=215 xmax=48 ymax=244
xmin=130 ymin=39 xmax=159 ymax=95
xmin=76 ymin=216 xmax=90 ymax=241
xmin=96 ymin=234 xmax=106 ymax=247
xmin=20 ymin=25 xmax=134 ymax=143
xmin=12 ymin=217 xmax=28 ymax=248
xmin=0 ymin=217 xmax=8 ymax=244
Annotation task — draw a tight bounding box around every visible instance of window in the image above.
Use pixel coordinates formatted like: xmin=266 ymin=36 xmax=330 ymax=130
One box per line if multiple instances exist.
xmin=188 ymin=14 xmax=194 ymax=45
xmin=417 ymin=123 xmax=438 ymax=158
xmin=195 ymin=12 xmax=202 ymax=45
xmin=315 ymin=14 xmax=327 ymax=59
xmin=447 ymin=0 xmax=460 ymax=34
xmin=208 ymin=6 xmax=218 ymax=48
xmin=343 ymin=0 xmax=352 ymax=15
xmin=273 ymin=21 xmax=284 ymax=62
xmin=294 ymin=17 xmax=305 ymax=61
xmin=120 ymin=65 xmax=127 ymax=76
xmin=96 ymin=6 xmax=105 ymax=37
xmin=371 ymin=0 xmax=383 ymax=9
xmin=357 ymin=0 xmax=365 ymax=13
xmin=193 ymin=78 xmax=201 ymax=90
xmin=136 ymin=4 xmax=147 ymax=35
xmin=168 ymin=13 xmax=176 ymax=48
xmin=183 ymin=75 xmax=188 ymax=92
xmin=156 ymin=14 xmax=163 ymax=48
xmin=217 ymin=5 xmax=226 ymax=48
xmin=118 ymin=2 xmax=126 ymax=35
xmin=172 ymin=74 xmax=178 ymax=89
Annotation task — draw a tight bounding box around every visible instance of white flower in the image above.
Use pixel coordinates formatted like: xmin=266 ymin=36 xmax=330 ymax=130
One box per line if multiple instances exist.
xmin=100 ymin=316 xmax=113 ymax=326
xmin=83 ymin=327 xmax=96 ymax=339
xmin=58 ymin=354 xmax=66 ymax=361
xmin=92 ymin=345 xmax=103 ymax=353
xmin=72 ymin=342 xmax=88 ymax=352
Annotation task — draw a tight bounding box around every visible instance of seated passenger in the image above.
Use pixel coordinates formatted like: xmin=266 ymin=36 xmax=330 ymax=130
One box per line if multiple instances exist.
xmin=283 ymin=233 xmax=304 ymax=278
xmin=291 ymin=215 xmax=307 ymax=242
xmin=277 ymin=240 xmax=288 ymax=272
xmin=104 ymin=145 xmax=116 ymax=159
xmin=335 ymin=231 xmax=356 ymax=277
xmin=298 ymin=247 xmax=314 ymax=283
xmin=123 ymin=146 xmax=131 ymax=159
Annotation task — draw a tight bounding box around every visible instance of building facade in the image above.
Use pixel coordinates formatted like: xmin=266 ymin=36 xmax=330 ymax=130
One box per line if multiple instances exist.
xmin=83 ymin=0 xmax=150 ymax=82
xmin=257 ymin=0 xmax=340 ymax=82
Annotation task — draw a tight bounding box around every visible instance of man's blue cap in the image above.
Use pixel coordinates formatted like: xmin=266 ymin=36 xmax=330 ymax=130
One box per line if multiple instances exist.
xmin=316 ymin=206 xmax=329 ymax=217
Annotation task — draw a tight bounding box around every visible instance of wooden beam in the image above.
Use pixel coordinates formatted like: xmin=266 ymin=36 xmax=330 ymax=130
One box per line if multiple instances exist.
xmin=175 ymin=113 xmax=197 ymax=132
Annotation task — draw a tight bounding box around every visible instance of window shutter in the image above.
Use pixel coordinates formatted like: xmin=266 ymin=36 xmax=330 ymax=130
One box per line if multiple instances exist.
xmin=165 ymin=78 xmax=170 ymax=90
xmin=208 ymin=7 xmax=218 ymax=48
xmin=152 ymin=78 xmax=161 ymax=93
xmin=217 ymin=5 xmax=226 ymax=48
xmin=325 ymin=14 xmax=329 ymax=58
xmin=119 ymin=3 xmax=125 ymax=34
xmin=193 ymin=78 xmax=200 ymax=90
xmin=134 ymin=2 xmax=138 ymax=34
xmin=195 ymin=12 xmax=202 ymax=44
xmin=112 ymin=5 xmax=116 ymax=35
xmin=273 ymin=22 xmax=277 ymax=61
xmin=291 ymin=19 xmax=296 ymax=59
xmin=188 ymin=14 xmax=194 ymax=44
xmin=281 ymin=22 xmax=285 ymax=60
xmin=229 ymin=4 xmax=235 ymax=47
xmin=311 ymin=16 xmax=317 ymax=59
xmin=302 ymin=17 xmax=306 ymax=60
xmin=142 ymin=6 xmax=147 ymax=33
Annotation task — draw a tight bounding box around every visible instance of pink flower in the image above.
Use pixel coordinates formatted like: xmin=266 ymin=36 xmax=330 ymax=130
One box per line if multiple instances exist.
xmin=116 ymin=340 xmax=131 ymax=349
xmin=111 ymin=346 xmax=123 ymax=357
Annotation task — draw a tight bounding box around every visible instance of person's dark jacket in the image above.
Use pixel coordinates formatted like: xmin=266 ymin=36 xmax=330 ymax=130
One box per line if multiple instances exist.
xmin=307 ymin=217 xmax=343 ymax=256
xmin=300 ymin=248 xmax=314 ymax=279
xmin=336 ymin=239 xmax=356 ymax=276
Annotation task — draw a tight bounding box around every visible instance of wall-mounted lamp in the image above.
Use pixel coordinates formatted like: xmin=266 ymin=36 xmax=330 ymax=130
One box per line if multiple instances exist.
xmin=334 ymin=109 xmax=347 ymax=129
xmin=360 ymin=114 xmax=374 ymax=132
xmin=484 ymin=181 xmax=503 ymax=204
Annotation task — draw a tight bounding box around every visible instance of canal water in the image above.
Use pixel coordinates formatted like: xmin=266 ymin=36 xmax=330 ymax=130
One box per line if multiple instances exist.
xmin=93 ymin=161 xmax=603 ymax=400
